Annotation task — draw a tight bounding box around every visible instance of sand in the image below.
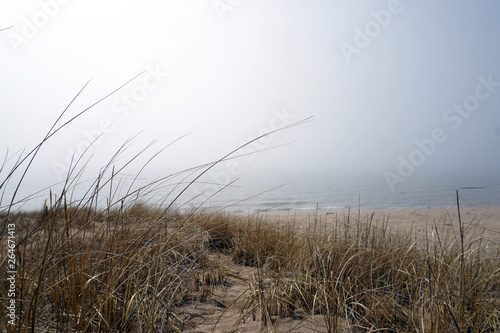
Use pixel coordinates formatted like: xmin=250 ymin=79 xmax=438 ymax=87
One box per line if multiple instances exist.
xmin=260 ymin=206 xmax=500 ymax=246
xmin=180 ymin=253 xmax=331 ymax=333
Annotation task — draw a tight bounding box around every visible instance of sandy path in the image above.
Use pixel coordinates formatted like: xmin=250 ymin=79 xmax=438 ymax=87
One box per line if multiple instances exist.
xmin=179 ymin=253 xmax=329 ymax=333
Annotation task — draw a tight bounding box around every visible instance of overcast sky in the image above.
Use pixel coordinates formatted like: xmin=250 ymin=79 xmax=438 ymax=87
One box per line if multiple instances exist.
xmin=1 ymin=0 xmax=500 ymax=202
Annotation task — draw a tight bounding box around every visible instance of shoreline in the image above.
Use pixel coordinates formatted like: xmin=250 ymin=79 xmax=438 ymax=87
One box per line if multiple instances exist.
xmin=218 ymin=200 xmax=500 ymax=214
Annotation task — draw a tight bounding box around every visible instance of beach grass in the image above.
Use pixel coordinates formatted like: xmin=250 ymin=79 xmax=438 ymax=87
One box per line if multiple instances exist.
xmin=1 ymin=193 xmax=499 ymax=332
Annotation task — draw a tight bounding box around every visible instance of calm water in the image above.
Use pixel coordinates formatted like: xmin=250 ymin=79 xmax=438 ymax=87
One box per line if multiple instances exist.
xmin=6 ymin=169 xmax=500 ymax=213
xmin=192 ymin=170 xmax=500 ymax=213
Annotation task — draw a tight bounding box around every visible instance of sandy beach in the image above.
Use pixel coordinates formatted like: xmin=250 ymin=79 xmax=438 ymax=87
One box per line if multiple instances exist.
xmin=259 ymin=206 xmax=500 ymax=245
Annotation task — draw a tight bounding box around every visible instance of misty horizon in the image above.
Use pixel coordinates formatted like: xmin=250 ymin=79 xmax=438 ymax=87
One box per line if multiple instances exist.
xmin=1 ymin=1 xmax=500 ymax=212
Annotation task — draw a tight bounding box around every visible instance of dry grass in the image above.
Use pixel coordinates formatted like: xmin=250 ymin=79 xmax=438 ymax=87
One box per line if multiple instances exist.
xmin=227 ymin=214 xmax=500 ymax=333
xmin=1 ymin=188 xmax=500 ymax=332
xmin=1 ymin=203 xmax=227 ymax=332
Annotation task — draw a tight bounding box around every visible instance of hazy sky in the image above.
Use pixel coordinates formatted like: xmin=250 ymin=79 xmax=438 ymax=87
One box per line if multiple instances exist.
xmin=1 ymin=0 xmax=500 ymax=202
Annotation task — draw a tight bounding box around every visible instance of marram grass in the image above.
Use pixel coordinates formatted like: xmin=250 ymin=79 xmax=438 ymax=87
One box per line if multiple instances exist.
xmin=2 ymin=202 xmax=499 ymax=332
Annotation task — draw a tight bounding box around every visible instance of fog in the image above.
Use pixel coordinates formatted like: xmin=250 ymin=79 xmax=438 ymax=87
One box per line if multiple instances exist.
xmin=1 ymin=0 xmax=500 ymax=208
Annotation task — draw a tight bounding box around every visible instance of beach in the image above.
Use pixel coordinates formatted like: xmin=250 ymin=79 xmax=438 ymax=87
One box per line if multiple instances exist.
xmin=259 ymin=206 xmax=500 ymax=245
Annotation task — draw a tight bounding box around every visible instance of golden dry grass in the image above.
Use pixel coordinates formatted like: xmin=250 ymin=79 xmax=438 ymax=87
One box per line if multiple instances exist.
xmin=2 ymin=204 xmax=499 ymax=332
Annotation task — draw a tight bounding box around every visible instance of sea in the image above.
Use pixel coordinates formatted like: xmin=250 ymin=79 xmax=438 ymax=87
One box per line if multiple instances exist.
xmin=5 ymin=168 xmax=500 ymax=213
xmin=188 ymin=169 xmax=500 ymax=213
